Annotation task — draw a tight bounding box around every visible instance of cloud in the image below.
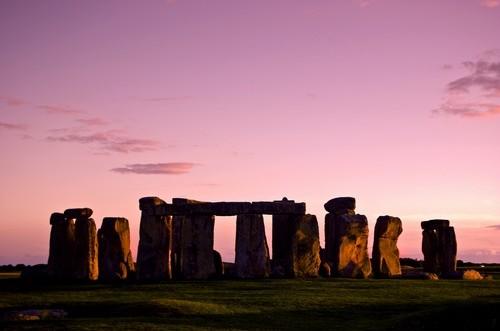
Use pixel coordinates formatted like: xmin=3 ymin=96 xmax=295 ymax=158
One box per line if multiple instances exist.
xmin=110 ymin=162 xmax=196 ymax=175
xmin=434 ymin=53 xmax=500 ymax=118
xmin=433 ymin=103 xmax=500 ymax=117
xmin=480 ymin=0 xmax=500 ymax=8
xmin=486 ymin=225 xmax=500 ymax=230
xmin=0 ymin=121 xmax=27 ymax=131
xmin=75 ymin=117 xmax=108 ymax=126
xmin=0 ymin=96 xmax=26 ymax=107
xmin=46 ymin=130 xmax=162 ymax=153
xmin=37 ymin=105 xmax=85 ymax=115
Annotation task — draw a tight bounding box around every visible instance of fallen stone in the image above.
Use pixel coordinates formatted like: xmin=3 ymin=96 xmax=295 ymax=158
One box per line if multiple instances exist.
xmin=324 ymin=197 xmax=356 ymax=215
xmin=463 ymin=269 xmax=483 ymax=280
xmin=64 ymin=208 xmax=93 ymax=219
xmin=4 ymin=309 xmax=67 ymax=321
xmin=235 ymin=214 xmax=271 ymax=278
xmin=372 ymin=216 xmax=403 ymax=278
xmin=98 ymin=217 xmax=135 ymax=281
xmin=74 ymin=218 xmax=99 ymax=281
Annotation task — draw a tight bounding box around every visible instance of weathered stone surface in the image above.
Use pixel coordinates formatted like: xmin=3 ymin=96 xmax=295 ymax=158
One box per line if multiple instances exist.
xmin=47 ymin=213 xmax=76 ymax=279
xmin=292 ymin=214 xmax=321 ymax=277
xmin=372 ymin=216 xmax=403 ymax=278
xmin=74 ymin=218 xmax=99 ymax=281
xmin=324 ymin=213 xmax=372 ymax=278
xmin=235 ymin=214 xmax=271 ymax=278
xmin=463 ymin=269 xmax=483 ymax=280
xmin=421 ymin=219 xmax=450 ymax=230
xmin=98 ymin=217 xmax=135 ymax=281
xmin=177 ymin=214 xmax=216 ymax=279
xmin=324 ymin=197 xmax=356 ymax=215
xmin=213 ymin=250 xmax=224 ymax=278
xmin=272 ymin=214 xmax=321 ymax=277
xmin=64 ymin=208 xmax=93 ymax=219
xmin=136 ymin=202 xmax=172 ymax=281
xmin=139 ymin=196 xmax=167 ymax=215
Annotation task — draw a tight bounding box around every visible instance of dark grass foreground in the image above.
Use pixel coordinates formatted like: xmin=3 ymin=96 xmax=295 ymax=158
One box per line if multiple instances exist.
xmin=1 ymin=278 xmax=499 ymax=330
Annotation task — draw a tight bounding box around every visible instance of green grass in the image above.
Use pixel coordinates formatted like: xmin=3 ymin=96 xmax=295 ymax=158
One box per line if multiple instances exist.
xmin=1 ymin=278 xmax=499 ymax=330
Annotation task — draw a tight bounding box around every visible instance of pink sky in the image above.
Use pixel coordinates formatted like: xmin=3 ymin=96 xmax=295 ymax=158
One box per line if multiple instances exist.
xmin=1 ymin=0 xmax=499 ymax=264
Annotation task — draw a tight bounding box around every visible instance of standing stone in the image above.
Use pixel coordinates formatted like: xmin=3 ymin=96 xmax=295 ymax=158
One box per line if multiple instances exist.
xmin=73 ymin=217 xmax=99 ymax=281
xmin=292 ymin=214 xmax=321 ymax=277
xmin=47 ymin=213 xmax=76 ymax=279
xmin=272 ymin=213 xmax=321 ymax=278
xmin=137 ymin=197 xmax=172 ymax=281
xmin=235 ymin=214 xmax=270 ymax=278
xmin=272 ymin=214 xmax=298 ymax=277
xmin=372 ymin=216 xmax=403 ymax=278
xmin=177 ymin=214 xmax=216 ymax=279
xmin=421 ymin=219 xmax=457 ymax=276
xmin=98 ymin=217 xmax=135 ymax=281
xmin=325 ymin=212 xmax=372 ymax=278
xmin=438 ymin=226 xmax=457 ymax=276
xmin=422 ymin=229 xmax=439 ymax=273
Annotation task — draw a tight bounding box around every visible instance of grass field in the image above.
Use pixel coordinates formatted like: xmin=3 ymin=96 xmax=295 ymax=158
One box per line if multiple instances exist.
xmin=1 ymin=277 xmax=499 ymax=330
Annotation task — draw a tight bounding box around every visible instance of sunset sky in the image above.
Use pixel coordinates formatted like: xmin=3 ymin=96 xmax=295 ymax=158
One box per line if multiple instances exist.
xmin=1 ymin=0 xmax=499 ymax=265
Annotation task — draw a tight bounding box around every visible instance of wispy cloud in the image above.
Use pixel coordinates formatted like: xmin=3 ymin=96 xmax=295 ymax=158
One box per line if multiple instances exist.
xmin=352 ymin=0 xmax=375 ymax=8
xmin=46 ymin=131 xmax=162 ymax=153
xmin=480 ymin=0 xmax=500 ymax=8
xmin=37 ymin=105 xmax=85 ymax=115
xmin=110 ymin=162 xmax=196 ymax=175
xmin=0 ymin=121 xmax=27 ymax=131
xmin=75 ymin=117 xmax=108 ymax=126
xmin=0 ymin=96 xmax=27 ymax=107
xmin=486 ymin=225 xmax=500 ymax=230
xmin=434 ymin=51 xmax=500 ymax=118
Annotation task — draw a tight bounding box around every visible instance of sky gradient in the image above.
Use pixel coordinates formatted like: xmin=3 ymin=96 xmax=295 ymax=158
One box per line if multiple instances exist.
xmin=1 ymin=0 xmax=499 ymax=265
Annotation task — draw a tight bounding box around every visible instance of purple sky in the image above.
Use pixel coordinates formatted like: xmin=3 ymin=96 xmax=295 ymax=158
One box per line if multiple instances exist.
xmin=1 ymin=0 xmax=499 ymax=265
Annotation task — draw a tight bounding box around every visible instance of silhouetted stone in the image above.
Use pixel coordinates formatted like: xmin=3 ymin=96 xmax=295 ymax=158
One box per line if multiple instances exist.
xmin=319 ymin=262 xmax=331 ymax=277
xmin=74 ymin=218 xmax=99 ymax=281
xmin=324 ymin=213 xmax=372 ymax=278
xmin=137 ymin=197 xmax=172 ymax=281
xmin=98 ymin=217 xmax=135 ymax=281
xmin=324 ymin=197 xmax=356 ymax=215
xmin=235 ymin=214 xmax=270 ymax=278
xmin=177 ymin=214 xmax=216 ymax=279
xmin=292 ymin=214 xmax=321 ymax=277
xmin=154 ymin=200 xmax=306 ymax=216
xmin=439 ymin=226 xmax=457 ymax=276
xmin=64 ymin=208 xmax=93 ymax=219
xmin=47 ymin=213 xmax=76 ymax=279
xmin=213 ymin=250 xmax=224 ymax=278
xmin=422 ymin=229 xmax=439 ymax=273
xmin=421 ymin=219 xmax=457 ymax=276
xmin=421 ymin=219 xmax=450 ymax=230
xmin=272 ymin=214 xmax=299 ymax=277
xmin=372 ymin=216 xmax=403 ymax=278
